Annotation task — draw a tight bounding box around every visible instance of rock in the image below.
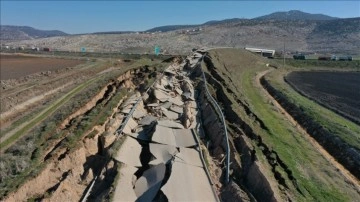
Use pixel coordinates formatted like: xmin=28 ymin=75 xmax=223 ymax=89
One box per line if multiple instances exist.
xmin=101 ymin=134 xmax=116 ymax=149
xmin=83 ymin=168 xmax=94 ymax=184
xmin=221 ymin=181 xmax=251 ymax=202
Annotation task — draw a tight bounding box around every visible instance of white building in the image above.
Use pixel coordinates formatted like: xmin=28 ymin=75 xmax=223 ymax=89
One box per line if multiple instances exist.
xmin=245 ymin=47 xmax=275 ymax=58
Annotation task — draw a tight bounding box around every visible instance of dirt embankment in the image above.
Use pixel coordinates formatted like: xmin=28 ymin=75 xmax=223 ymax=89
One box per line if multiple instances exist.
xmin=0 ymin=60 xmax=96 ymax=132
xmin=59 ymin=81 xmax=116 ymax=130
xmin=3 ymin=67 xmax=156 ymax=201
xmin=202 ymin=56 xmax=295 ymax=201
xmin=196 ymin=83 xmax=253 ymax=201
xmin=260 ymin=76 xmax=360 ymax=180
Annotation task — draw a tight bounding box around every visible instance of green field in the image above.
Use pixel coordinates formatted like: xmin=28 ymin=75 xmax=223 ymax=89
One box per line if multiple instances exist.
xmin=205 ymin=48 xmax=360 ymax=201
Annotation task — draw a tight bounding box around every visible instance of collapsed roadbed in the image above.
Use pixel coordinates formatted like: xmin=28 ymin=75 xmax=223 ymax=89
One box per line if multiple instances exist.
xmin=105 ymin=53 xmax=223 ymax=201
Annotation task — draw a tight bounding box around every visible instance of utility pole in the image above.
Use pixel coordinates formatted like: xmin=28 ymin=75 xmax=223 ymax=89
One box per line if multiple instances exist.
xmin=283 ymin=12 xmax=289 ymax=68
xmin=283 ymin=39 xmax=285 ymax=68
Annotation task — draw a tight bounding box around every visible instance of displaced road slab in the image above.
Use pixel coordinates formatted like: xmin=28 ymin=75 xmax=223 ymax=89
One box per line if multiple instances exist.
xmin=134 ymin=163 xmax=166 ymax=202
xmin=152 ymin=125 xmax=197 ymax=147
xmin=113 ymin=163 xmax=138 ymax=202
xmin=149 ymin=143 xmax=178 ymax=165
xmin=123 ymin=117 xmax=138 ymax=135
xmin=157 ymin=120 xmax=184 ymax=129
xmin=114 ymin=136 xmax=142 ymax=167
xmin=175 ymin=147 xmax=203 ymax=168
xmin=161 ymin=161 xmax=217 ymax=201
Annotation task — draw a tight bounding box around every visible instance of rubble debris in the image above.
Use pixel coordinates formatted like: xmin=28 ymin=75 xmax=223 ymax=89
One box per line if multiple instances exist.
xmin=138 ymin=115 xmax=157 ymax=126
xmin=161 ymin=107 xmax=179 ymax=120
xmin=112 ymin=51 xmax=218 ymax=201
xmin=123 ymin=117 xmax=138 ymax=135
xmin=170 ymin=105 xmax=183 ymax=114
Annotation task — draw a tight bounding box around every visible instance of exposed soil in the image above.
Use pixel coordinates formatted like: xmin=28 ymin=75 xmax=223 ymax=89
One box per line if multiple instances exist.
xmin=261 ymin=74 xmax=360 ymax=183
xmin=2 ymin=64 xmax=157 ymax=201
xmin=257 ymin=70 xmax=360 ymax=193
xmin=202 ymin=55 xmax=285 ymax=201
xmin=0 ymin=55 xmax=98 ymax=133
xmin=0 ymin=54 xmax=84 ymax=80
xmin=3 ymin=50 xmax=359 ymax=201
xmin=285 ymin=71 xmax=360 ymax=125
xmin=201 ymin=49 xmax=360 ymax=201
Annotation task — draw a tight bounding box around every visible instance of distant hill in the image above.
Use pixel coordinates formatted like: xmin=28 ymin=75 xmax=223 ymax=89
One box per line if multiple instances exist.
xmin=203 ymin=18 xmax=245 ymax=26
xmin=146 ymin=18 xmax=250 ymax=33
xmin=255 ymin=10 xmax=338 ymax=21
xmin=4 ymin=11 xmax=359 ymax=54
xmin=145 ymin=25 xmax=199 ymax=33
xmin=89 ymin=31 xmax=135 ymax=35
xmin=0 ymin=25 xmax=68 ymax=41
xmin=145 ymin=10 xmax=338 ymax=33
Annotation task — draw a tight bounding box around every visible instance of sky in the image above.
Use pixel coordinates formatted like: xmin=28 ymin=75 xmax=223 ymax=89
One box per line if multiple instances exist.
xmin=1 ymin=1 xmax=359 ymax=34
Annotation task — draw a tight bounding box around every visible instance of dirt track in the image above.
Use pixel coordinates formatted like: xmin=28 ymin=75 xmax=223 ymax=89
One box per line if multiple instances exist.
xmin=256 ymin=69 xmax=360 ymax=192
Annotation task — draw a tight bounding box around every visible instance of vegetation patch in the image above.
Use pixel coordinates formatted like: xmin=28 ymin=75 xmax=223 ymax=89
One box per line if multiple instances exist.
xmin=203 ymin=48 xmax=358 ymax=201
xmin=0 ymin=56 xmax=168 ymax=199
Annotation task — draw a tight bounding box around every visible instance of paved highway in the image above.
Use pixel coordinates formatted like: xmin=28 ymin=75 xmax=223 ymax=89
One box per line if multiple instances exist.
xmin=112 ymin=52 xmax=219 ymax=201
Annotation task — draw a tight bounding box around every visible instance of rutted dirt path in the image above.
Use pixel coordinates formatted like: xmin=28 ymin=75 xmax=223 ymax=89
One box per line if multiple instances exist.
xmin=2 ymin=66 xmax=155 ymax=201
xmin=0 ymin=76 xmax=98 ymax=152
xmin=0 ymin=82 xmax=73 ymax=128
xmin=256 ymin=69 xmax=360 ymax=192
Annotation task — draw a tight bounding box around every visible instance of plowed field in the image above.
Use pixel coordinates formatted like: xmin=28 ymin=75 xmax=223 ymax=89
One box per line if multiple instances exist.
xmin=0 ymin=54 xmax=84 ymax=80
xmin=286 ymin=71 xmax=360 ymax=124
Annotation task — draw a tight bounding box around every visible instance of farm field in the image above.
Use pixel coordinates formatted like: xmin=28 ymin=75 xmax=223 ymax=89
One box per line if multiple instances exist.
xmin=202 ymin=48 xmax=360 ymax=201
xmin=1 ymin=49 xmax=360 ymax=201
xmin=0 ymin=52 xmax=172 ymax=200
xmin=0 ymin=54 xmax=85 ymax=80
xmin=286 ymin=71 xmax=360 ymax=124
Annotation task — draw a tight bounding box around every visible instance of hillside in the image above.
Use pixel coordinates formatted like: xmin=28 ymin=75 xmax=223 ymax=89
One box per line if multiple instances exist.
xmin=145 ymin=10 xmax=337 ymax=33
xmin=255 ymin=10 xmax=338 ymax=21
xmin=7 ymin=17 xmax=359 ymax=55
xmin=0 ymin=25 xmax=68 ymax=41
xmin=3 ymin=11 xmax=359 ymax=54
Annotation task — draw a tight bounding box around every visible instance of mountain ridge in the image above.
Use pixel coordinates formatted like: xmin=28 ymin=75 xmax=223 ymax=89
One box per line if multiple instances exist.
xmin=0 ymin=10 xmax=345 ymax=38
xmin=0 ymin=25 xmax=68 ymax=41
xmin=145 ymin=10 xmax=338 ymax=33
xmin=254 ymin=10 xmax=338 ymax=21
xmin=2 ymin=11 xmax=359 ymax=54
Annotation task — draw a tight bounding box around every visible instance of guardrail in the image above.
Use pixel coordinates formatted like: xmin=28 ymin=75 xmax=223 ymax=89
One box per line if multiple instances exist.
xmin=200 ymin=53 xmax=231 ymax=184
xmin=115 ymin=68 xmax=165 ymax=136
xmin=82 ymin=55 xmax=229 ymax=201
xmin=82 ymin=68 xmax=165 ymax=202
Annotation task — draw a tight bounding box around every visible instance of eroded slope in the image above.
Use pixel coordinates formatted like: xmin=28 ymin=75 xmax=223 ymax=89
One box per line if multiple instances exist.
xmin=202 ymin=48 xmax=360 ymax=201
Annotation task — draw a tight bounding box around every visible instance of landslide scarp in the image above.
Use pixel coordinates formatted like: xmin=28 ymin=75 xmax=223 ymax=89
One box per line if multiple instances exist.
xmin=200 ymin=48 xmax=360 ymax=201
xmin=202 ymin=54 xmax=294 ymax=201
xmin=0 ymin=60 xmax=166 ymax=201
